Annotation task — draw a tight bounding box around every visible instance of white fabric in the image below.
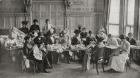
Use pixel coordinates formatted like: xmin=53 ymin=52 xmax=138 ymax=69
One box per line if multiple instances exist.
xmin=111 ymin=53 xmax=129 ymax=72
xmin=110 ymin=40 xmax=130 ymax=72
xmin=47 ymin=44 xmax=63 ymax=53
xmin=48 ymin=23 xmax=53 ymax=30
xmin=12 ymin=27 xmax=25 ymax=41
xmin=5 ymin=38 xmax=17 ymax=48
xmin=50 ymin=36 xmax=55 ymax=43
xmin=22 ymin=56 xmax=30 ymax=69
xmin=97 ymin=32 xmax=107 ymax=42
xmin=34 ymin=32 xmax=38 ymax=37
xmin=33 ymin=45 xmax=43 ymax=60
xmin=69 ymin=51 xmax=73 ymax=56
xmin=107 ymin=38 xmax=119 ymax=47
xmin=25 ymin=59 xmax=30 ymax=68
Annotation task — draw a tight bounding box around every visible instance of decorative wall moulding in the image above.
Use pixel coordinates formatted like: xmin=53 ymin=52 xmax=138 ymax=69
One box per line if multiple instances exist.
xmin=66 ymin=11 xmax=104 ymax=17
xmin=67 ymin=8 xmax=95 ymax=12
xmin=32 ymin=0 xmax=63 ymax=3
xmin=0 ymin=13 xmax=30 ymax=17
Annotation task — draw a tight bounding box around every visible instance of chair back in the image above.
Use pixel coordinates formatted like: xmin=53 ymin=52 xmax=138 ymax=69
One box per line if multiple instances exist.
xmin=95 ymin=46 xmax=105 ymax=60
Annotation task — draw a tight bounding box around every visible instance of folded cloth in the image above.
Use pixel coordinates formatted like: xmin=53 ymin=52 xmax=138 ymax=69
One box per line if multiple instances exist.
xmin=33 ymin=45 xmax=43 ymax=60
xmin=25 ymin=59 xmax=30 ymax=68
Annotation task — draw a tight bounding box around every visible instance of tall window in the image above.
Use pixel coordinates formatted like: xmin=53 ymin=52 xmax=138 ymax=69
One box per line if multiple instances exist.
xmin=108 ymin=0 xmax=135 ymax=36
xmin=108 ymin=0 xmax=120 ymax=36
xmin=125 ymin=0 xmax=135 ymax=35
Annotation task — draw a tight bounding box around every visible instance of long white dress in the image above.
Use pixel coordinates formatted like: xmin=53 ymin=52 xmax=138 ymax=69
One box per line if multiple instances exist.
xmin=110 ymin=40 xmax=130 ymax=72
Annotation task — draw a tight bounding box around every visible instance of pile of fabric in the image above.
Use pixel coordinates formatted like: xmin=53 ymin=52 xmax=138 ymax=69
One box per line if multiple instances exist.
xmin=71 ymin=44 xmax=86 ymax=51
xmin=47 ymin=44 xmax=63 ymax=53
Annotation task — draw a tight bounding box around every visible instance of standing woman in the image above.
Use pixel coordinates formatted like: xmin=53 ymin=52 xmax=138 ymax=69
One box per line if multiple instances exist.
xmin=82 ymin=31 xmax=96 ymax=71
xmin=29 ymin=19 xmax=40 ymax=37
xmin=108 ymin=34 xmax=130 ymax=72
xmin=19 ymin=21 xmax=29 ymax=35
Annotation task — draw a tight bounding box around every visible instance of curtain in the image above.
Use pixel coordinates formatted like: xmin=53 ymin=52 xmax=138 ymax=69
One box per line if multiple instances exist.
xmin=103 ymin=0 xmax=111 ymax=34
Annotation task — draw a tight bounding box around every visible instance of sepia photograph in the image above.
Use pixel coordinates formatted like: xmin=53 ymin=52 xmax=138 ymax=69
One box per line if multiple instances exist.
xmin=0 ymin=0 xmax=140 ymax=78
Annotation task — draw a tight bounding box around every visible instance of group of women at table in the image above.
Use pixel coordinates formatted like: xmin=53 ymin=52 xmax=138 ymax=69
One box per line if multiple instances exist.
xmin=5 ymin=19 xmax=138 ymax=73
xmin=69 ymin=27 xmax=135 ymax=73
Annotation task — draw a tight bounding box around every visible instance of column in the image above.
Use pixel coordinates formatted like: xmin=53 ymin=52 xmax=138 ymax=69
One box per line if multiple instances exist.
xmin=134 ymin=0 xmax=139 ymax=40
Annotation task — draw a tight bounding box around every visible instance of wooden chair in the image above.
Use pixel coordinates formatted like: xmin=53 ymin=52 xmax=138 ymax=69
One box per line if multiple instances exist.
xmin=21 ymin=57 xmax=37 ymax=73
xmin=21 ymin=49 xmax=38 ymax=73
xmin=125 ymin=59 xmax=131 ymax=72
xmin=94 ymin=46 xmax=105 ymax=75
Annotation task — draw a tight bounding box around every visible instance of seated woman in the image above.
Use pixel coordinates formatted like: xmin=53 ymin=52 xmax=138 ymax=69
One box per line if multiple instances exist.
xmin=71 ymin=29 xmax=83 ymax=62
xmin=80 ymin=28 xmax=88 ymax=46
xmin=33 ymin=35 xmax=52 ymax=73
xmin=105 ymin=34 xmax=119 ymax=65
xmin=71 ymin=30 xmax=81 ymax=45
xmin=34 ymin=32 xmax=51 ymax=73
xmin=94 ymin=34 xmax=105 ymax=63
xmin=45 ymin=28 xmax=60 ymax=67
xmin=126 ymin=33 xmax=136 ymax=45
xmin=59 ymin=30 xmax=71 ymax=64
xmin=107 ymin=34 xmax=130 ymax=72
xmin=126 ymin=32 xmax=137 ymax=61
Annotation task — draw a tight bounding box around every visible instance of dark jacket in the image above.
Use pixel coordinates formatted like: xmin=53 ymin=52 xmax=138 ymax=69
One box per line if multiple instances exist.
xmin=71 ymin=36 xmax=80 ymax=45
xmin=80 ymin=32 xmax=87 ymax=38
xmin=30 ymin=24 xmax=40 ymax=32
xmin=85 ymin=36 xmax=95 ymax=46
xmin=19 ymin=27 xmax=29 ymax=34
xmin=126 ymin=37 xmax=136 ymax=45
xmin=46 ymin=36 xmax=56 ymax=45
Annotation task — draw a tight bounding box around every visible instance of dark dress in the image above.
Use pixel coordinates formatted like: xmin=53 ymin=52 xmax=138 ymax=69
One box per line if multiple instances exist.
xmin=71 ymin=36 xmax=84 ymax=63
xmin=85 ymin=36 xmax=96 ymax=46
xmin=30 ymin=24 xmax=40 ymax=33
xmin=80 ymin=32 xmax=87 ymax=45
xmin=80 ymin=32 xmax=87 ymax=38
xmin=71 ymin=36 xmax=80 ymax=45
xmin=126 ymin=37 xmax=136 ymax=45
xmin=45 ymin=35 xmax=57 ymax=68
xmin=19 ymin=27 xmax=29 ymax=34
xmin=126 ymin=37 xmax=137 ymax=61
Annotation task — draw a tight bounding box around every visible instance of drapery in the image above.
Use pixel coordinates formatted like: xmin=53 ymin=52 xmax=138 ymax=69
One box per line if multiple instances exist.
xmin=103 ymin=0 xmax=111 ymax=34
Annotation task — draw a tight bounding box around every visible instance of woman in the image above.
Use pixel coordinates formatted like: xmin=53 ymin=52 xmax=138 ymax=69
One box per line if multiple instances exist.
xmin=71 ymin=30 xmax=81 ymax=45
xmin=30 ymin=19 xmax=40 ymax=33
xmin=71 ymin=30 xmax=82 ymax=62
xmin=80 ymin=28 xmax=87 ymax=46
xmin=126 ymin=33 xmax=136 ymax=45
xmin=108 ymin=34 xmax=130 ymax=72
xmin=105 ymin=34 xmax=119 ymax=65
xmin=82 ymin=31 xmax=96 ymax=71
xmin=45 ymin=28 xmax=58 ymax=67
xmin=59 ymin=30 xmax=71 ymax=63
